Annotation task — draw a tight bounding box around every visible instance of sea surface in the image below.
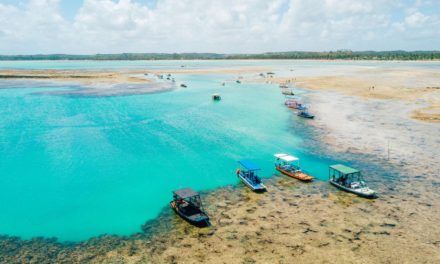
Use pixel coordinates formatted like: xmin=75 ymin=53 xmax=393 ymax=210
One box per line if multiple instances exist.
xmin=0 ymin=60 xmax=438 ymax=241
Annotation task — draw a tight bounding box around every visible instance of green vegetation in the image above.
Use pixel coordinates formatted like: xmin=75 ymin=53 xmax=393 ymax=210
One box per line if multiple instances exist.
xmin=0 ymin=51 xmax=439 ymax=61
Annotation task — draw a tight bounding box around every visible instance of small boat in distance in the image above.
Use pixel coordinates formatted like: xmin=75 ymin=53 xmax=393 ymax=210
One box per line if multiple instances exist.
xmin=329 ymin=164 xmax=377 ymax=198
xmin=236 ymin=160 xmax=267 ymax=192
xmin=282 ymin=90 xmax=294 ymax=96
xmin=285 ymin=100 xmax=305 ymax=110
xmin=180 ymin=84 xmax=187 ymax=88
xmin=236 ymin=80 xmax=241 ymax=84
xmin=212 ymin=93 xmax=221 ymax=101
xmin=170 ymin=188 xmax=210 ymax=227
xmin=274 ymin=153 xmax=314 ymax=182
xmin=298 ymin=108 xmax=315 ymax=119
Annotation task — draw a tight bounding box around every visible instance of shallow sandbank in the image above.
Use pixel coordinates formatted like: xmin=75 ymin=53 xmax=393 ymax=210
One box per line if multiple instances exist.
xmin=252 ymin=68 xmax=440 ymax=123
xmin=0 ymin=70 xmax=177 ymax=97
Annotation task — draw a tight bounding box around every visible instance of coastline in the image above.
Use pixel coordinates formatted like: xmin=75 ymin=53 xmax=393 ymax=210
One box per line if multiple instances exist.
xmin=0 ymin=63 xmax=439 ymax=263
xmin=251 ymin=67 xmax=440 ymax=123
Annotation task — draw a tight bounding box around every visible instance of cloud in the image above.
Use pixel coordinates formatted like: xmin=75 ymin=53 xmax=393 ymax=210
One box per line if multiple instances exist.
xmin=0 ymin=0 xmax=439 ymax=54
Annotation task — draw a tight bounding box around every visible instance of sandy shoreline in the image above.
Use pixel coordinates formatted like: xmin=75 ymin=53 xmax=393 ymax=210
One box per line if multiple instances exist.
xmin=254 ymin=68 xmax=440 ymax=123
xmin=1 ymin=64 xmax=439 ymax=263
xmin=0 ymin=70 xmax=179 ymax=97
xmin=0 ymin=69 xmax=152 ymax=84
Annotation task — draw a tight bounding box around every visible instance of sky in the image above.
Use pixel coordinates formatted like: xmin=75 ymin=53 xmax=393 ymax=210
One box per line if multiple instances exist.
xmin=0 ymin=0 xmax=439 ymax=54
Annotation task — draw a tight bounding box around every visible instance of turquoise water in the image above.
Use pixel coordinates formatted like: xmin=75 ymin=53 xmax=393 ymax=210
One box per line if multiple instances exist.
xmin=0 ymin=60 xmax=437 ymax=241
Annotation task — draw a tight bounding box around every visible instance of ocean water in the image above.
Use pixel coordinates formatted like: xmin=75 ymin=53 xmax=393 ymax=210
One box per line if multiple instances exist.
xmin=0 ymin=60 xmax=437 ymax=241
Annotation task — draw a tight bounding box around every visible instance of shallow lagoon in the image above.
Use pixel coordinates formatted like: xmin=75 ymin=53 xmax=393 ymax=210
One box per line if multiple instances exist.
xmin=0 ymin=60 xmax=438 ymax=241
xmin=0 ymin=74 xmax=328 ymax=241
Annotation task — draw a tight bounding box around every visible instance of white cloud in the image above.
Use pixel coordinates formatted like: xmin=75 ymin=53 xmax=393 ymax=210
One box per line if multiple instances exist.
xmin=405 ymin=11 xmax=429 ymax=27
xmin=0 ymin=0 xmax=439 ymax=54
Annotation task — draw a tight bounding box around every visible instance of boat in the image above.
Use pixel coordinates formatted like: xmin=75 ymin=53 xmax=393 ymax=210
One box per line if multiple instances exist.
xmin=236 ymin=160 xmax=267 ymax=192
xmin=298 ymin=108 xmax=315 ymax=119
xmin=170 ymin=188 xmax=210 ymax=227
xmin=212 ymin=93 xmax=221 ymax=101
xmin=180 ymin=84 xmax=187 ymax=88
xmin=285 ymin=100 xmax=305 ymax=110
xmin=236 ymin=80 xmax=241 ymax=84
xmin=282 ymin=90 xmax=294 ymax=96
xmin=329 ymin=164 xmax=377 ymax=198
xmin=274 ymin=153 xmax=314 ymax=181
xmin=221 ymin=82 xmax=225 ymax=86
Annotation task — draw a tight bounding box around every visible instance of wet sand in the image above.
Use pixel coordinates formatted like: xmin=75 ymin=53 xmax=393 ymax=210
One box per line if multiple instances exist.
xmin=258 ymin=68 xmax=440 ymax=123
xmin=0 ymin=70 xmax=151 ymax=84
xmin=0 ymin=66 xmax=270 ymax=97
xmin=0 ymin=70 xmax=176 ymax=96
xmin=1 ymin=64 xmax=439 ymax=263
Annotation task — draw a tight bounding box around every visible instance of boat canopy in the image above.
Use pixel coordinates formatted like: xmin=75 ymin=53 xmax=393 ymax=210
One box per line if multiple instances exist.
xmin=173 ymin=188 xmax=199 ymax=199
xmin=329 ymin=164 xmax=360 ymax=175
xmin=238 ymin=160 xmax=261 ymax=171
xmin=274 ymin=153 xmax=299 ymax=162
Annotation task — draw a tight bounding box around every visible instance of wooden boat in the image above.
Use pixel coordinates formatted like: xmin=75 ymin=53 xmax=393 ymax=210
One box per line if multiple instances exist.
xmin=285 ymin=100 xmax=305 ymax=110
xmin=328 ymin=164 xmax=377 ymax=198
xmin=298 ymin=109 xmax=315 ymax=119
xmin=212 ymin=93 xmax=221 ymax=101
xmin=282 ymin=90 xmax=294 ymax=96
xmin=274 ymin=153 xmax=313 ymax=181
xmin=236 ymin=160 xmax=267 ymax=192
xmin=170 ymin=188 xmax=210 ymax=227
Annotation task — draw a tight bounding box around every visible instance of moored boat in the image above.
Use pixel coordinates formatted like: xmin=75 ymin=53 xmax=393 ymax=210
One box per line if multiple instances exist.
xmin=236 ymin=160 xmax=267 ymax=192
xmin=212 ymin=93 xmax=221 ymax=101
xmin=298 ymin=108 xmax=315 ymax=119
xmin=285 ymin=99 xmax=305 ymax=110
xmin=282 ymin=90 xmax=295 ymax=96
xmin=329 ymin=164 xmax=377 ymax=198
xmin=170 ymin=188 xmax=210 ymax=227
xmin=274 ymin=153 xmax=314 ymax=181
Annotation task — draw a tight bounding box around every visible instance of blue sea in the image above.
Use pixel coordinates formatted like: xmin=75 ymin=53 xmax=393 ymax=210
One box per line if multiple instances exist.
xmin=0 ymin=60 xmax=438 ymax=241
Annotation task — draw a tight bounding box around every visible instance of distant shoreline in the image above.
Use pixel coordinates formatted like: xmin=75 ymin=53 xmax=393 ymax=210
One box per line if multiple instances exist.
xmin=1 ymin=51 xmax=440 ymax=61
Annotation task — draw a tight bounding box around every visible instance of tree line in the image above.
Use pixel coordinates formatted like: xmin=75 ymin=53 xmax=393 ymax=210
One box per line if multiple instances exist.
xmin=0 ymin=51 xmax=439 ymax=60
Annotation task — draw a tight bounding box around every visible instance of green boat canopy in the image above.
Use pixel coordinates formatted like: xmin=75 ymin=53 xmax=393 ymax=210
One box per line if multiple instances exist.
xmin=329 ymin=164 xmax=360 ymax=175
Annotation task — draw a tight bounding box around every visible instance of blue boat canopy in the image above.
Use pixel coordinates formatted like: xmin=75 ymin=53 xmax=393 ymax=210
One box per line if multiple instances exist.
xmin=238 ymin=160 xmax=261 ymax=171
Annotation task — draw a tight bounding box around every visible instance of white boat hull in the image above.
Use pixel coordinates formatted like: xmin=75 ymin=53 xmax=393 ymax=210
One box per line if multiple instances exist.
xmin=330 ymin=180 xmax=376 ymax=198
